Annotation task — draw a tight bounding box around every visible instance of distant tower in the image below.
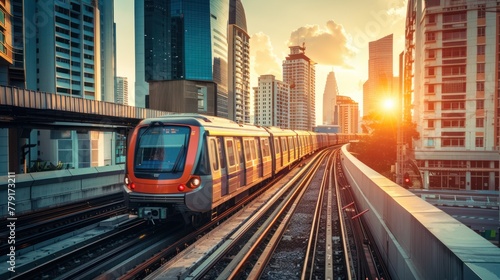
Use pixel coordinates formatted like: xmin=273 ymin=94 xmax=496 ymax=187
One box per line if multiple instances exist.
xmin=283 ymin=44 xmax=316 ymax=131
xmin=254 ymin=75 xmax=290 ymax=128
xmin=115 ymin=77 xmax=129 ymax=105
xmin=337 ymin=95 xmax=359 ymax=134
xmin=228 ymin=0 xmax=250 ymax=123
xmin=363 ymin=34 xmax=394 ymax=117
xmin=322 ymin=71 xmax=340 ymax=125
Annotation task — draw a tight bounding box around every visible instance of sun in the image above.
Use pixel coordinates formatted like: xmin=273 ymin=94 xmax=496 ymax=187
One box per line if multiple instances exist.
xmin=382 ymin=98 xmax=396 ymax=111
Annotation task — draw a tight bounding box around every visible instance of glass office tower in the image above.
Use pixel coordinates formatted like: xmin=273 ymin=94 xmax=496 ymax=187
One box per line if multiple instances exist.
xmin=143 ymin=0 xmax=229 ymax=117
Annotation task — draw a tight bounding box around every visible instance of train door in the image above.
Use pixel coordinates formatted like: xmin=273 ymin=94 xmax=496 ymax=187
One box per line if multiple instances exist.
xmin=260 ymin=137 xmax=272 ymax=178
xmin=274 ymin=137 xmax=282 ymax=172
xmin=243 ymin=138 xmax=255 ymax=186
xmin=255 ymin=137 xmax=263 ymax=178
xmin=224 ymin=137 xmax=240 ymax=194
xmin=208 ymin=137 xmax=222 ymax=201
xmin=281 ymin=137 xmax=289 ymax=166
xmin=218 ymin=137 xmax=228 ymax=196
xmin=235 ymin=137 xmax=245 ymax=188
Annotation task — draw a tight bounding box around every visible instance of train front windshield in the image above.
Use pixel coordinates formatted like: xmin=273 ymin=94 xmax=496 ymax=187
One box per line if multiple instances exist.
xmin=134 ymin=125 xmax=190 ymax=173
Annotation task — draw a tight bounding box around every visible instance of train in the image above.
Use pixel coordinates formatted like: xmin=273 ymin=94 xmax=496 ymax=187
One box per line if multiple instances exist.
xmin=123 ymin=114 xmax=356 ymax=224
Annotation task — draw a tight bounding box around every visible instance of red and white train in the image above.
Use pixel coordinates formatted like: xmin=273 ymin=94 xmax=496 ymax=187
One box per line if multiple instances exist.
xmin=123 ymin=114 xmax=354 ymax=223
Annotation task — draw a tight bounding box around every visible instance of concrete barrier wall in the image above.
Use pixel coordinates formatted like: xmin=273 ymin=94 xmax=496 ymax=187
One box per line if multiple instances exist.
xmin=0 ymin=165 xmax=124 ymax=217
xmin=340 ymin=145 xmax=500 ymax=280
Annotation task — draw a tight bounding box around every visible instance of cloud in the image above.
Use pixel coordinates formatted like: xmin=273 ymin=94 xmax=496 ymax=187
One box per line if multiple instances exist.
xmin=287 ymin=20 xmax=355 ymax=67
xmin=250 ymin=32 xmax=282 ymax=80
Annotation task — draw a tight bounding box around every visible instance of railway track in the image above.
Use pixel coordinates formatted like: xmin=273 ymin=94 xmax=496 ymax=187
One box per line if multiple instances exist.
xmin=3 ymin=147 xmax=390 ymax=280
xmin=0 ymin=193 xmax=126 ymax=255
xmin=137 ymin=148 xmax=358 ymax=279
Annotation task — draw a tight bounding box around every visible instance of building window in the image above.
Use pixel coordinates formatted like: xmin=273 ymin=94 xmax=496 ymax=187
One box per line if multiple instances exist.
xmin=425 ymin=138 xmax=435 ymax=147
xmin=443 ymin=47 xmax=466 ymax=58
xmin=427 ymin=101 xmax=435 ymax=110
xmin=426 ymin=32 xmax=436 ymax=42
xmin=476 ymin=81 xmax=484 ymax=91
xmin=442 ymin=132 xmax=465 ymax=147
xmin=427 ymin=14 xmax=436 ymax=24
xmin=477 ymin=45 xmax=485 ymax=55
xmin=476 ymin=99 xmax=484 ymax=109
xmin=477 ymin=26 xmax=486 ymax=37
xmin=427 ymin=84 xmax=435 ymax=94
xmin=443 ymin=29 xmax=466 ymax=41
xmin=442 ymin=101 xmax=465 ymax=110
xmin=427 ymin=49 xmax=436 ymax=59
xmin=475 ymin=137 xmax=484 ymax=147
xmin=477 ymin=63 xmax=485 ymax=74
xmin=476 ymin=118 xmax=484 ymax=127
xmin=478 ymin=5 xmax=486 ymax=19
xmin=427 ymin=67 xmax=435 ymax=76
xmin=442 ymin=65 xmax=466 ymax=76
xmin=428 ymin=120 xmax=434 ymax=128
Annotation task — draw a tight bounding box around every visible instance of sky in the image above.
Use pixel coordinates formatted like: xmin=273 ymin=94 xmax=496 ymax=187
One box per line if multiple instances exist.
xmin=114 ymin=0 xmax=407 ymax=125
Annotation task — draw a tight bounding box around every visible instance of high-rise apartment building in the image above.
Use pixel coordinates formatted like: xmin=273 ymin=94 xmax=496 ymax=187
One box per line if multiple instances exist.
xmin=337 ymin=95 xmax=359 ymax=134
xmin=254 ymin=75 xmax=290 ymax=128
xmin=363 ymin=34 xmax=395 ymax=117
xmin=25 ymin=0 xmax=105 ymax=100
xmin=143 ymin=0 xmax=229 ymax=117
xmin=21 ymin=0 xmax=115 ymax=169
xmin=228 ymin=0 xmax=250 ymax=124
xmin=283 ymin=45 xmax=316 ymax=131
xmin=405 ymin=0 xmax=499 ymax=190
xmin=322 ymin=71 xmax=339 ymax=125
xmin=115 ymin=76 xmax=128 ymax=105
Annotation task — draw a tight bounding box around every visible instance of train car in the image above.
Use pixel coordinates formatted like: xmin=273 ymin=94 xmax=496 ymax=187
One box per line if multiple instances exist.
xmin=123 ymin=114 xmax=350 ymax=224
xmin=123 ymin=114 xmax=278 ymax=223
xmin=263 ymin=126 xmax=297 ymax=175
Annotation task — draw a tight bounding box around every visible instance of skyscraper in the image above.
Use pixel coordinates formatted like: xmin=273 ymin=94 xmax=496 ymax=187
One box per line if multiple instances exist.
xmin=22 ymin=0 xmax=115 ymax=169
xmin=228 ymin=0 xmax=250 ymax=123
xmin=283 ymin=44 xmax=316 ymax=131
xmin=363 ymin=34 xmax=394 ymax=117
xmin=24 ymin=0 xmax=107 ymax=100
xmin=143 ymin=0 xmax=229 ymax=117
xmin=254 ymin=74 xmax=289 ymax=128
xmin=337 ymin=95 xmax=359 ymax=134
xmin=405 ymin=0 xmax=499 ymax=190
xmin=115 ymin=76 xmax=128 ymax=105
xmin=322 ymin=71 xmax=340 ymax=125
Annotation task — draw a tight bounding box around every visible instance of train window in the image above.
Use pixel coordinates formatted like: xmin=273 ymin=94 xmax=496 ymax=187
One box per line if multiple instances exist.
xmin=244 ymin=140 xmax=251 ymax=161
xmin=134 ymin=125 xmax=190 ymax=173
xmin=261 ymin=138 xmax=270 ymax=157
xmin=236 ymin=138 xmax=244 ymax=164
xmin=209 ymin=138 xmax=219 ymax=171
xmin=288 ymin=137 xmax=294 ymax=150
xmin=250 ymin=139 xmax=257 ymax=160
xmin=274 ymin=138 xmax=280 ymax=154
xmin=226 ymin=139 xmax=236 ymax=166
xmin=281 ymin=138 xmax=288 ymax=152
xmin=217 ymin=137 xmax=226 ymax=169
xmin=195 ymin=138 xmax=210 ymax=175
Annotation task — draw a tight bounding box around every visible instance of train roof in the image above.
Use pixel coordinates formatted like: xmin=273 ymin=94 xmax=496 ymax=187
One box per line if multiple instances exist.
xmin=138 ymin=114 xmax=270 ymax=137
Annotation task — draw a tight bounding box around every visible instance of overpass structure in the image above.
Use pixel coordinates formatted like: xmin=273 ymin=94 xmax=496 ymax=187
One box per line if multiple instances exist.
xmin=0 ymin=85 xmax=167 ymax=129
xmin=340 ymin=145 xmax=500 ymax=279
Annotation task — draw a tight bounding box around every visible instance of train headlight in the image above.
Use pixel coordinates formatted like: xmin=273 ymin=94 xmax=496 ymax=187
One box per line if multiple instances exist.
xmin=188 ymin=176 xmax=201 ymax=189
xmin=124 ymin=176 xmax=129 ymax=185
